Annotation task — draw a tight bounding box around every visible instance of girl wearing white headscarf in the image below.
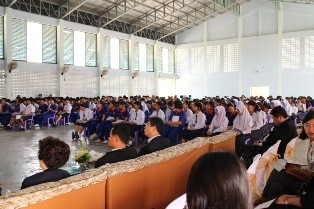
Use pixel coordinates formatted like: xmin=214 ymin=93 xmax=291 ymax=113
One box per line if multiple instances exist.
xmin=281 ymin=98 xmax=293 ymax=116
xmin=207 ymin=106 xmax=229 ymax=136
xmin=233 ymin=101 xmax=253 ymax=156
xmin=270 ymin=100 xmax=282 ymax=109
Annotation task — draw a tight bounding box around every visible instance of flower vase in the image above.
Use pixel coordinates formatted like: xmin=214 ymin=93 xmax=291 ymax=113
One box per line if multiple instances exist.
xmin=78 ymin=162 xmax=88 ymax=170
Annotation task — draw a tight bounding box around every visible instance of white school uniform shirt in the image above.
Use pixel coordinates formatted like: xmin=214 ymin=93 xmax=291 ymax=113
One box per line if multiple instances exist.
xmin=141 ymin=101 xmax=148 ymax=112
xmin=260 ymin=110 xmax=267 ymax=125
xmin=19 ymin=103 xmax=26 ymax=114
xmin=184 ymin=108 xmax=193 ymax=124
xmin=63 ymin=104 xmax=72 ymax=113
xmin=129 ymin=109 xmax=145 ymax=125
xmin=79 ymin=108 xmax=93 ymax=121
xmin=23 ymin=104 xmax=35 ymax=115
xmin=150 ymin=109 xmax=166 ymax=123
xmin=188 ymin=111 xmax=206 ymax=130
xmin=208 ymin=106 xmax=228 ymax=133
xmin=251 ymin=111 xmax=264 ymax=131
xmin=291 ymin=106 xmax=298 ymax=115
xmin=165 ymin=108 xmax=172 ymax=122
xmin=264 ymin=110 xmax=273 ymax=124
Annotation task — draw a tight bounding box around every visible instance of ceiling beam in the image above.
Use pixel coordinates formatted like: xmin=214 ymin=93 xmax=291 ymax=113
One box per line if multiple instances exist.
xmin=269 ymin=0 xmax=314 ymax=4
xmin=131 ymin=0 xmax=204 ymax=35
xmin=157 ymin=0 xmax=243 ymax=41
xmin=155 ymin=2 xmax=216 ymax=34
xmin=7 ymin=0 xmax=18 ymax=7
xmin=61 ymin=0 xmax=88 ymax=19
xmin=212 ymin=0 xmax=241 ymax=16
xmin=100 ymin=0 xmax=149 ymax=27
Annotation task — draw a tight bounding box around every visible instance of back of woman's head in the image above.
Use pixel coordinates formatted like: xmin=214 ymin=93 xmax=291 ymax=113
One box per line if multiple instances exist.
xmin=186 ymin=151 xmax=252 ymax=209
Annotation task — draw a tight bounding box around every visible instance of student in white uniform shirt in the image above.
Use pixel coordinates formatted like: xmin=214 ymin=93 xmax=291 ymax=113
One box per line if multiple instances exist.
xmin=179 ymin=102 xmax=206 ymax=142
xmin=9 ymin=98 xmax=35 ymax=130
xmin=183 ymin=100 xmax=193 ymax=125
xmin=72 ymin=103 xmax=93 ymax=140
xmin=165 ymin=100 xmax=174 ymax=122
xmin=125 ymin=101 xmax=145 ymax=139
xmin=150 ymin=101 xmax=165 ymax=123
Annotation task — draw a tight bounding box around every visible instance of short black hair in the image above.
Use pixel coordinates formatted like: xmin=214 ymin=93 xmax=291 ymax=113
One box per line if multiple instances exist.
xmin=194 ymin=102 xmax=202 ymax=110
xmin=147 ymin=117 xmax=164 ymax=135
xmin=247 ymin=100 xmax=260 ymax=112
xmin=38 ymin=136 xmax=70 ymax=169
xmin=111 ymin=123 xmax=131 ymax=144
xmin=174 ymin=99 xmax=183 ymax=109
xmin=270 ymin=106 xmax=288 ymax=118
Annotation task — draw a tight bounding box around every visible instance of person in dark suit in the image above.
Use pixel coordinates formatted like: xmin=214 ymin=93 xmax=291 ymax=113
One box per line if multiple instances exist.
xmin=242 ymin=106 xmax=298 ymax=167
xmin=21 ymin=136 xmax=70 ymax=189
xmin=138 ymin=117 xmax=171 ymax=156
xmin=95 ymin=123 xmax=137 ymax=168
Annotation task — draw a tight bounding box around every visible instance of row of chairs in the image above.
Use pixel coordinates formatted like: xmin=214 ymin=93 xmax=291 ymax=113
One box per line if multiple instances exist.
xmin=12 ymin=114 xmax=71 ymax=131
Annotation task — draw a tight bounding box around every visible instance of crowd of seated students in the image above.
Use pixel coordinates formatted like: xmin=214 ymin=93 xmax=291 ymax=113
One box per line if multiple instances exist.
xmin=2 ymin=94 xmax=314 ymax=205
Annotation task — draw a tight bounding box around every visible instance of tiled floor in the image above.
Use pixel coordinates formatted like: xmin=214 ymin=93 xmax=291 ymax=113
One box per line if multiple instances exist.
xmin=0 ymin=125 xmax=111 ymax=194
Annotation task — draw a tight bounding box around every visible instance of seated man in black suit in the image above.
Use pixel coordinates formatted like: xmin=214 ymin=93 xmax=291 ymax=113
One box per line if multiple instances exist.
xmin=95 ymin=123 xmax=137 ymax=168
xmin=21 ymin=136 xmax=70 ymax=189
xmin=138 ymin=117 xmax=171 ymax=156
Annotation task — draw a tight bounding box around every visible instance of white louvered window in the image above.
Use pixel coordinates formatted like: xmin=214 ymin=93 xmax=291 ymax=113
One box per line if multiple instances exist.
xmin=162 ymin=48 xmax=169 ymax=73
xmin=191 ymin=47 xmax=205 ymax=73
xmin=64 ymin=73 xmax=97 ymax=97
xmin=168 ymin=49 xmax=175 ymax=73
xmin=146 ymin=45 xmax=154 ymax=72
xmin=85 ymin=33 xmax=97 ymax=66
xmin=133 ymin=42 xmax=139 ymax=71
xmin=207 ymin=45 xmax=220 ymax=73
xmin=110 ymin=38 xmax=119 ymax=69
xmin=139 ymin=43 xmax=146 ymax=71
xmin=156 ymin=47 xmax=163 ymax=73
xmin=119 ymin=39 xmax=128 ymax=70
xmin=103 ymin=36 xmax=110 ymax=68
xmin=12 ymin=19 xmax=27 ymax=61
xmin=175 ymin=48 xmax=188 ymax=74
xmin=305 ymin=36 xmax=314 ymax=69
xmin=64 ymin=29 xmax=74 ymax=65
xmin=12 ymin=70 xmax=58 ymax=98
xmin=223 ymin=43 xmax=238 ymax=72
xmin=282 ymin=38 xmax=300 ymax=70
xmin=74 ymin=31 xmax=85 ymax=66
xmin=0 ymin=16 xmax=4 ymax=59
xmin=42 ymin=25 xmax=57 ymax=63
xmin=27 ymin=22 xmax=42 ymax=63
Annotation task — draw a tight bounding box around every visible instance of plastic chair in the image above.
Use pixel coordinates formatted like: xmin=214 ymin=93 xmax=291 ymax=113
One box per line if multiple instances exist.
xmin=59 ymin=115 xmax=71 ymax=126
xmin=24 ymin=116 xmax=34 ymax=131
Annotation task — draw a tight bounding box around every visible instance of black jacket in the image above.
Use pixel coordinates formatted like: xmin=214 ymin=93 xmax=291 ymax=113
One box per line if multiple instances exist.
xmin=138 ymin=135 xmax=171 ymax=157
xmin=95 ymin=145 xmax=137 ymax=168
xmin=263 ymin=117 xmax=298 ymax=158
xmin=21 ymin=169 xmax=70 ymax=189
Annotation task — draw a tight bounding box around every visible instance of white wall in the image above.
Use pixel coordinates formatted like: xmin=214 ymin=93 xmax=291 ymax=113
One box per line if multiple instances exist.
xmin=1 ymin=7 xmax=176 ymax=99
xmin=175 ymin=0 xmax=314 ymax=98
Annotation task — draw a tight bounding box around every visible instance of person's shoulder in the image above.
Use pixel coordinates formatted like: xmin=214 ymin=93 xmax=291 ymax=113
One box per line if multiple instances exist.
xmin=152 ymin=136 xmax=171 ymax=145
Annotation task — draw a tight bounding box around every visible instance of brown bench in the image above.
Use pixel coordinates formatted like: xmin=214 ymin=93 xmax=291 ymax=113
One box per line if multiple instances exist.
xmin=0 ymin=131 xmax=236 ymax=209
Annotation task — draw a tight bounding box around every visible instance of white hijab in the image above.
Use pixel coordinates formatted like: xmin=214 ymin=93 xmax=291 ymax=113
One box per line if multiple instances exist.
xmin=233 ymin=101 xmax=252 ymax=134
xmin=271 ymin=100 xmax=282 ymax=108
xmin=281 ymin=99 xmax=292 ymax=116
xmin=212 ymin=106 xmax=226 ymax=127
